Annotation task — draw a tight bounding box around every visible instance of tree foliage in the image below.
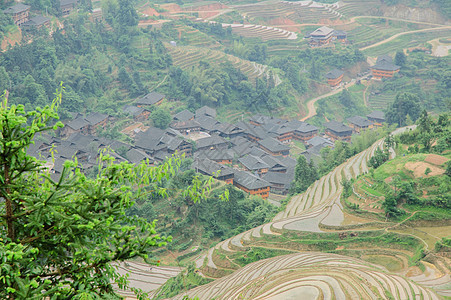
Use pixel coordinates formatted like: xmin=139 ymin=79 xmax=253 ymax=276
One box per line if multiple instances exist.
xmin=291 ymin=155 xmax=318 ymax=194
xmin=385 ymin=92 xmax=421 ymax=126
xmin=0 ymin=92 xmax=208 ymax=298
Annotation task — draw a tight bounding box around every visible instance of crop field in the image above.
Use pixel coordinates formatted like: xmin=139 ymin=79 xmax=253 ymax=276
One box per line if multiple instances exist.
xmin=224 ymin=23 xmax=298 ymax=40
xmin=363 ymin=28 xmax=451 ymax=56
xmin=336 ymin=0 xmax=381 ymax=17
xmin=167 ymin=45 xmax=279 ymax=82
xmin=367 ymin=91 xmax=396 ymax=110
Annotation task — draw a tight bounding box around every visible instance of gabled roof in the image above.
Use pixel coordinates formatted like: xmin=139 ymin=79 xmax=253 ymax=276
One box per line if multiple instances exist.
xmin=66 ymin=117 xmax=89 ymax=131
xmin=174 ymin=109 xmax=194 ymax=122
xmin=262 ymin=171 xmax=293 ymax=186
xmin=123 ymin=105 xmax=145 ymax=117
xmin=236 ymin=121 xmax=272 ymax=140
xmin=85 ymin=112 xmax=108 ymax=126
xmin=61 ymin=0 xmax=78 ymax=6
xmin=325 ymin=69 xmax=344 ymax=79
xmin=347 ymin=116 xmax=372 ymax=128
xmin=258 ymin=138 xmax=290 ymax=153
xmin=249 ymin=147 xmax=267 ymax=158
xmin=195 ymin=115 xmax=220 ymax=132
xmin=126 ymin=148 xmax=154 ymax=164
xmin=195 ymin=106 xmax=216 ymax=118
xmin=324 ymin=120 xmax=352 ymax=133
xmin=371 ymin=55 xmax=400 ymax=71
xmin=3 ymin=3 xmax=30 ymax=14
xmin=286 ymin=120 xmax=318 ymax=133
xmin=234 ymin=170 xmax=270 ymax=190
xmin=239 ymin=155 xmax=270 ymax=171
xmin=193 ymin=158 xmax=234 ymax=178
xmin=229 ymin=140 xmax=255 ymax=157
xmin=214 ymin=122 xmax=244 ymax=135
xmin=22 ymin=15 xmax=50 ymax=26
xmin=170 ymin=120 xmax=200 ymax=130
xmin=307 ymin=136 xmax=334 ymax=148
xmin=134 ymin=92 xmax=165 ymax=106
xmin=277 ymin=156 xmax=297 ymax=169
xmin=194 ymin=149 xmax=233 ymax=161
xmin=249 ymin=114 xmax=284 ymax=126
xmin=196 ymin=135 xmax=228 ymax=149
xmin=134 ymin=127 xmax=166 ymax=151
xmin=310 ymin=26 xmax=334 ymax=37
xmin=260 ymin=155 xmax=286 ymax=171
xmin=367 ymin=110 xmax=385 ymax=121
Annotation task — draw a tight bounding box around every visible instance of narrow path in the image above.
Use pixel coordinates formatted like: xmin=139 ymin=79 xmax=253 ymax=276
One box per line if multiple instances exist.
xmin=359 ymin=26 xmax=451 ymax=51
xmin=301 ymin=80 xmax=356 ymax=122
xmin=150 ymin=74 xmax=169 ymax=92
xmin=363 ymin=83 xmax=370 ymax=107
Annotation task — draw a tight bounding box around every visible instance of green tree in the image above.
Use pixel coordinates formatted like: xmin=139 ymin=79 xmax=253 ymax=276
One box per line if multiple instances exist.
xmin=291 ymin=155 xmax=318 ymax=193
xmin=151 ymin=107 xmax=172 ymax=129
xmin=0 ymin=92 xmax=209 ymax=299
xmin=394 ymin=51 xmax=407 ymax=67
xmin=385 ymin=92 xmax=421 ymax=126
xmin=339 ymin=88 xmax=352 ymax=107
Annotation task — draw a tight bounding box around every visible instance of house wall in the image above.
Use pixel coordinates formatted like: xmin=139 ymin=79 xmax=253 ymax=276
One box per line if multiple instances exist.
xmin=325 ymin=129 xmax=351 ymax=142
xmin=233 ymin=183 xmax=270 ymax=199
xmin=12 ymin=9 xmax=29 ymax=26
xmin=293 ymin=130 xmax=317 ymax=141
xmin=327 ymin=74 xmax=343 ymax=87
xmin=276 ymin=132 xmax=293 ymax=143
xmin=371 ymin=69 xmax=399 ymax=79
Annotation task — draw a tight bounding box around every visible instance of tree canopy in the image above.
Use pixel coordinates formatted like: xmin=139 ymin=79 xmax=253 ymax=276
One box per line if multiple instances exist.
xmin=0 ymin=91 xmax=209 ymax=299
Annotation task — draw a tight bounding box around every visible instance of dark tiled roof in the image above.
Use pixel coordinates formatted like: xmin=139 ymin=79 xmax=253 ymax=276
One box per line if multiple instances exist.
xmin=239 ymin=154 xmax=270 ymax=171
xmin=85 ymin=112 xmax=108 ymax=126
xmin=66 ymin=117 xmax=89 ymax=130
xmin=347 ymin=116 xmax=372 ymax=128
xmin=277 ymin=156 xmax=297 ymax=169
xmin=260 ymin=155 xmax=286 ymax=172
xmin=196 ymin=135 xmax=228 ymax=149
xmin=325 ymin=69 xmax=344 ymax=79
xmin=195 ymin=115 xmax=220 ymax=132
xmin=126 ymin=148 xmax=153 ymax=164
xmin=134 ymin=127 xmax=166 ymax=151
xmin=3 ymin=3 xmax=30 ymax=14
xmin=134 ymin=92 xmax=165 ymax=106
xmin=262 ymin=171 xmax=293 ymax=186
xmin=22 ymin=15 xmax=50 ymax=26
xmin=214 ymin=122 xmax=245 ymax=135
xmin=371 ymin=55 xmax=400 ymax=72
xmin=307 ymin=136 xmax=334 ymax=148
xmin=287 ymin=121 xmax=318 ymax=133
xmin=334 ymin=30 xmax=347 ymax=37
xmin=170 ymin=120 xmax=200 ymax=130
xmin=123 ymin=105 xmax=145 ymax=117
xmin=234 ymin=170 xmax=270 ymax=190
xmin=367 ymin=111 xmax=385 ymax=121
xmin=249 ymin=147 xmax=267 ymax=158
xmin=325 ymin=120 xmax=352 ymax=133
xmin=174 ymin=109 xmax=194 ymax=122
xmin=195 ymin=106 xmax=216 ymax=118
xmin=61 ymin=0 xmax=78 ymax=6
xmin=258 ymin=138 xmax=290 ymax=153
xmin=229 ymin=140 xmax=255 ymax=157
xmin=194 ymin=149 xmax=233 ymax=161
xmin=193 ymin=158 xmax=234 ymax=178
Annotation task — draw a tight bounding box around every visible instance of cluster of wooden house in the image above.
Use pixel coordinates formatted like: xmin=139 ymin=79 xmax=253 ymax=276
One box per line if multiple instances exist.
xmin=30 ymin=89 xmax=386 ymax=201
xmin=3 ymin=0 xmax=79 ymax=29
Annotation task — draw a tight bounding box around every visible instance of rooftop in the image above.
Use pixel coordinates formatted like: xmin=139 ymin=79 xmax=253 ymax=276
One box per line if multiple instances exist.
xmin=347 ymin=116 xmax=373 ymax=128
xmin=234 ymin=170 xmax=270 ymax=190
xmin=325 ymin=69 xmax=344 ymax=80
xmin=371 ymin=55 xmax=400 ymax=72
xmin=239 ymin=155 xmax=270 ymax=171
xmin=193 ymin=158 xmax=234 ymax=178
xmin=174 ymin=109 xmax=194 ymax=122
xmin=196 ymin=135 xmax=228 ymax=149
xmin=134 ymin=92 xmax=165 ymax=106
xmin=324 ymin=120 xmax=353 ymax=133
xmin=310 ymin=26 xmax=334 ymax=37
xmin=258 ymin=137 xmax=290 ymax=153
xmin=367 ymin=110 xmax=385 ymax=121
xmin=3 ymin=3 xmax=30 ymax=14
xmin=195 ymin=106 xmax=216 ymax=118
xmin=22 ymin=15 xmax=50 ymax=26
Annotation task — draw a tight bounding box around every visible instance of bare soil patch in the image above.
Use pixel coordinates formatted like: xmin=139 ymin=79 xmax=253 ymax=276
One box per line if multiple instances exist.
xmin=141 ymin=6 xmax=160 ymax=17
xmin=404 ymin=161 xmax=444 ymax=178
xmin=424 ymin=154 xmax=449 ymax=166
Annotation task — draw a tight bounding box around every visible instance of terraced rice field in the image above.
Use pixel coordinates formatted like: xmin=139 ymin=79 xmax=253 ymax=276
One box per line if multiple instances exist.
xmin=363 ymin=28 xmax=451 ymax=56
xmin=113 ymin=261 xmax=181 ymax=297
xmin=336 ymin=0 xmax=380 ymax=17
xmin=172 ymin=252 xmax=440 ymax=300
xmin=182 ymin=126 xmax=449 ymax=298
xmin=167 ymin=45 xmax=281 ymax=83
xmin=223 ymin=23 xmax=297 ymax=40
xmin=234 ymin=1 xmax=341 ymax=24
xmin=367 ymin=91 xmax=396 ymax=110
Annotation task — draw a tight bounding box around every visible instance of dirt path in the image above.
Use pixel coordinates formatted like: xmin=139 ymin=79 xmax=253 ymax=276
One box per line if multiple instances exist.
xmin=363 ymin=83 xmax=370 ymax=107
xmin=301 ymin=80 xmax=356 ymax=121
xmin=359 ymin=26 xmax=451 ymax=51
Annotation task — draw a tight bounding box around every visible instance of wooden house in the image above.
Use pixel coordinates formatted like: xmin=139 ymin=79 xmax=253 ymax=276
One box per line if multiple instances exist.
xmin=258 ymin=137 xmax=290 ymax=156
xmin=308 ymin=26 xmax=334 ymax=47
xmin=134 ymin=92 xmax=165 ymax=107
xmin=233 ymin=171 xmax=270 ymax=199
xmin=193 ymin=158 xmax=234 ymax=184
xmin=21 ymin=15 xmax=50 ymax=30
xmin=3 ymin=4 xmax=30 ymax=26
xmin=60 ymin=0 xmax=78 ymax=16
xmin=367 ymin=111 xmax=385 ymax=127
xmin=324 ymin=121 xmax=353 ymax=142
xmin=347 ymin=116 xmax=373 ymax=133
xmin=370 ymin=55 xmax=400 ymax=79
xmin=325 ymin=69 xmax=344 ymax=87
xmin=238 ymin=155 xmax=270 ymax=176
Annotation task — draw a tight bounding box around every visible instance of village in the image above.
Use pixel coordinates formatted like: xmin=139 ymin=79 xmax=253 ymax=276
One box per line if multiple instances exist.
xmin=29 ymin=86 xmax=387 ymax=202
